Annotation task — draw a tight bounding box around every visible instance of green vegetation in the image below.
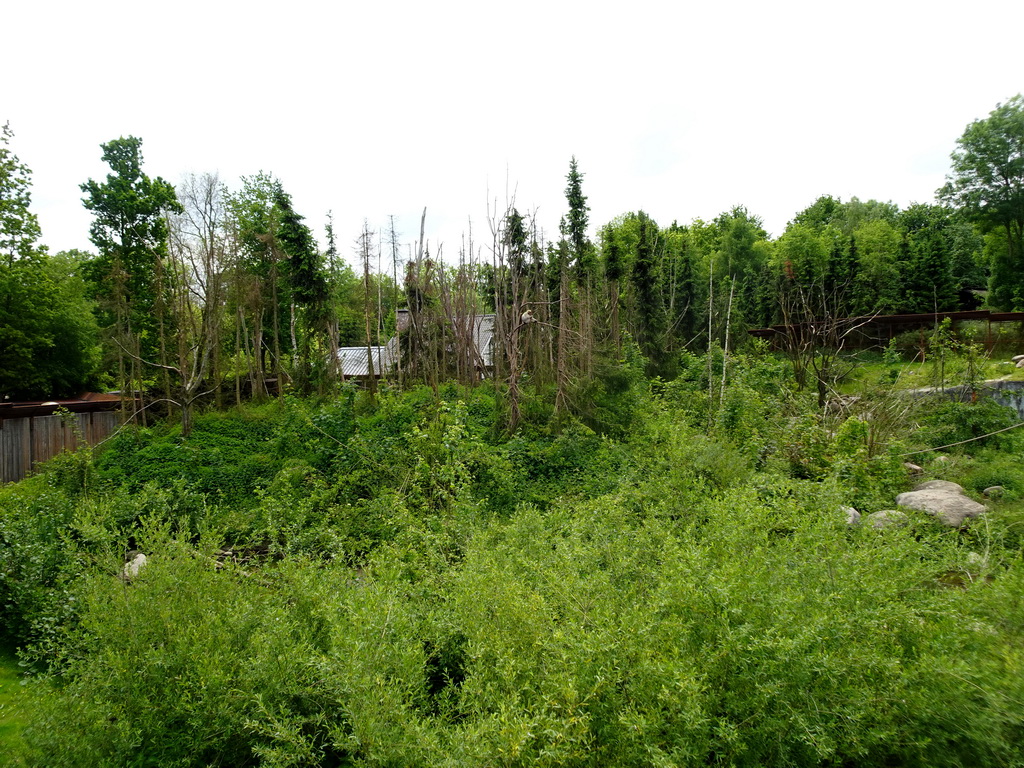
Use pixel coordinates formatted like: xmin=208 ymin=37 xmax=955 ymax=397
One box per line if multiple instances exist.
xmin=0 ymin=642 xmax=28 ymax=764
xmin=2 ymin=97 xmax=1024 ymax=406
xmin=2 ymin=358 xmax=1024 ymax=766
xmin=2 ymin=95 xmax=1024 ymax=767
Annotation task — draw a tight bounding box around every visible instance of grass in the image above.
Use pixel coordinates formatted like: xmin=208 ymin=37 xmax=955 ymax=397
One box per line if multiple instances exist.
xmin=0 ymin=642 xmax=28 ymax=766
xmin=838 ymin=353 xmax=1024 ymax=395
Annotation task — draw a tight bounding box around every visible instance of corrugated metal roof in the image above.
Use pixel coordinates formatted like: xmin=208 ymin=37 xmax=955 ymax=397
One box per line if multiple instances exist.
xmin=336 ymin=337 xmax=398 ymax=378
xmin=336 ymin=314 xmax=496 ymax=377
xmin=445 ymin=313 xmax=496 ymax=369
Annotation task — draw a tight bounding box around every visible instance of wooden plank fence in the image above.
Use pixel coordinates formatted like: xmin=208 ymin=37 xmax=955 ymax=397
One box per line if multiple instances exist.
xmin=0 ymin=411 xmax=124 ymax=484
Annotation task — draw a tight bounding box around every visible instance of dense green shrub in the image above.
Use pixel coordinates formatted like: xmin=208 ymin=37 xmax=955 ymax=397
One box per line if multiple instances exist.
xmin=0 ymin=478 xmax=79 ymax=650
xmin=0 ymin=477 xmax=217 ymax=660
xmin=19 ymin=490 xmax=1021 ymax=767
xmin=22 ymin=548 xmax=348 ymax=767
xmin=960 ymin=450 xmax=1024 ymax=500
xmin=5 ymin=367 xmax=1024 ymax=766
xmin=92 ymin=406 xmax=285 ymax=506
xmin=916 ymin=398 xmax=1019 ymax=453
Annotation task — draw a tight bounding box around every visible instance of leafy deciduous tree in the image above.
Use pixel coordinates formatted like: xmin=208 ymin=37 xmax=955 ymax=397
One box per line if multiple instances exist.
xmin=939 ymin=94 xmax=1024 ymax=309
xmin=1 ymin=126 xmax=100 ymax=398
xmin=81 ymin=137 xmax=182 ymax=409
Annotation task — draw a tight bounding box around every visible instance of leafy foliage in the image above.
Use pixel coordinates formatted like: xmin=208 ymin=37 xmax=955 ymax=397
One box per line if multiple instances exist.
xmin=940 ymin=94 xmax=1024 ymax=309
xmin=0 ymin=121 xmax=101 ymax=398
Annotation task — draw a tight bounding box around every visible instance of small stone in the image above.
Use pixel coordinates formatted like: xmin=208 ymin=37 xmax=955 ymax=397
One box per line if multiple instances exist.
xmin=983 ymin=485 xmax=1005 ymax=499
xmin=1012 ymin=354 xmax=1024 ymax=363
xmin=903 ymin=462 xmax=924 ymax=475
xmin=841 ymin=505 xmax=861 ymax=526
xmin=1017 ymin=359 xmax=1024 ymax=369
xmin=867 ymin=510 xmax=908 ymax=529
xmin=933 ymin=455 xmax=950 ymax=464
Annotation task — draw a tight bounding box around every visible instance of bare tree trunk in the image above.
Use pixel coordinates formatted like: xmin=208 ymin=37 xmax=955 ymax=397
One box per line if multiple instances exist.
xmin=555 ymin=251 xmax=570 ymax=418
xmin=271 ymin=259 xmax=283 ymax=400
xmin=155 ymin=253 xmax=172 ymax=409
xmin=389 ymin=215 xmax=402 ymax=389
xmin=361 ymin=222 xmax=377 ymax=397
xmin=610 ymin=278 xmax=621 ymax=358
xmin=706 ymin=261 xmax=714 ymax=432
xmin=235 ymin=308 xmax=243 ymax=406
xmin=290 ymin=301 xmax=298 ymax=374
xmin=719 ymin=281 xmax=735 ymax=408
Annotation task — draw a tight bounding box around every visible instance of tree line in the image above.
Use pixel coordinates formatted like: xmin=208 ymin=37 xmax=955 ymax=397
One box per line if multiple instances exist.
xmin=1 ymin=94 xmax=1022 ymax=424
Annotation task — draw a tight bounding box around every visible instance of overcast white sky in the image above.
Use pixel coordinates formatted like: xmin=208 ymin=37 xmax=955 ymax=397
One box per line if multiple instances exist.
xmin=5 ymin=0 xmax=1022 ymax=267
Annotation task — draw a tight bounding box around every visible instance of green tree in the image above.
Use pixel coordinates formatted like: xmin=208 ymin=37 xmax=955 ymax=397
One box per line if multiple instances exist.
xmin=563 ymin=157 xmax=594 ymax=282
xmin=601 ymin=223 xmax=625 ymax=356
xmin=563 ymin=157 xmax=597 ymax=379
xmin=792 ymin=195 xmax=898 ymax=239
xmin=899 ymin=204 xmax=959 ymax=314
xmin=661 ymin=223 xmax=701 ymax=355
xmin=81 ymin=137 xmax=182 ymax=406
xmin=629 ymin=210 xmax=665 ymax=371
xmin=274 ymin=184 xmax=327 ymax=392
xmin=850 ymin=218 xmax=901 ymax=314
xmin=227 ymin=172 xmax=289 ymax=397
xmin=710 ymin=206 xmax=771 ymax=336
xmin=0 ymin=251 xmax=102 ymax=399
xmin=939 ymin=94 xmax=1024 ymax=309
xmin=1 ymin=126 xmax=100 ymax=398
xmin=0 ymin=122 xmax=43 ymax=264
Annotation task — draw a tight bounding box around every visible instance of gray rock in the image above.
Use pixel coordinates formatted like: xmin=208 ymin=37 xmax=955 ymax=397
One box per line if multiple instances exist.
xmin=121 ymin=552 xmax=148 ymax=581
xmin=867 ymin=510 xmax=908 ymax=529
xmin=841 ymin=505 xmax=861 ymax=525
xmin=933 ymin=455 xmax=950 ymax=464
xmin=983 ymin=485 xmax=1005 ymax=499
xmin=914 ymin=479 xmax=966 ymax=493
xmin=896 ymin=489 xmax=986 ymax=527
xmin=1012 ymin=354 xmax=1024 ymax=363
xmin=903 ymin=462 xmax=924 ymax=475
xmin=1017 ymin=359 xmax=1024 ymax=369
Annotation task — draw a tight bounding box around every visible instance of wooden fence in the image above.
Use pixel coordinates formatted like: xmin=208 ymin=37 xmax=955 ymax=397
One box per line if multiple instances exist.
xmin=0 ymin=411 xmax=124 ymax=484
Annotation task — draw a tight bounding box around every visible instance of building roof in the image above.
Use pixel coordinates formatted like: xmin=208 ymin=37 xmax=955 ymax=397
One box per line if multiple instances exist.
xmin=338 ymin=314 xmax=497 ymax=377
xmin=336 ymin=337 xmax=399 ymax=378
xmin=466 ymin=313 xmax=496 ymax=368
xmin=0 ymin=392 xmax=126 ymax=420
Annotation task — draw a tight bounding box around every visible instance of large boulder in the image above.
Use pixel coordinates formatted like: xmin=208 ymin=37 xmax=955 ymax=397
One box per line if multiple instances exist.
xmin=896 ymin=484 xmax=986 ymax=527
xmin=913 ymin=479 xmax=966 ymax=494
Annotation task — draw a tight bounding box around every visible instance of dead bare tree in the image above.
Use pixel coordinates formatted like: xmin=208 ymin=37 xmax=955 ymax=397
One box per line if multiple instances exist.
xmin=359 ymin=221 xmax=377 ymax=398
xmin=777 ymin=275 xmax=877 ymax=408
xmin=555 ymin=238 xmax=571 ymax=418
xmin=135 ymin=172 xmax=231 ymax=435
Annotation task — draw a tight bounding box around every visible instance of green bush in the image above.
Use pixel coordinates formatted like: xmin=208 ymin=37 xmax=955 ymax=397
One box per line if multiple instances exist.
xmin=22 ymin=549 xmax=348 ymax=767
xmin=6 ymin=374 xmax=1024 ymax=767
xmin=916 ymin=398 xmax=1018 ymax=453
xmin=967 ymin=464 xmax=1024 ymax=499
